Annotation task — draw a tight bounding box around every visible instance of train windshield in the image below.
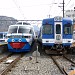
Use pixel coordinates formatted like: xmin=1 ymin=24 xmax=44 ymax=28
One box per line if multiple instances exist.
xmin=64 ymin=24 xmax=72 ymax=34
xmin=42 ymin=25 xmax=52 ymax=34
xmin=18 ymin=26 xmax=31 ymax=33
xmin=8 ymin=26 xmax=33 ymax=34
xmin=8 ymin=26 xmax=18 ymax=33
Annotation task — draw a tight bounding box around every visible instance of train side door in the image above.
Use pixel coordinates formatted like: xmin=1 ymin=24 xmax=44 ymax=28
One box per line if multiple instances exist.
xmin=54 ymin=22 xmax=62 ymax=44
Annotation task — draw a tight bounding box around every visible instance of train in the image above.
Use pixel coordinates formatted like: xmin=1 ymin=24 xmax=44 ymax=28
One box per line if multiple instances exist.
xmin=39 ymin=16 xmax=73 ymax=54
xmin=6 ymin=21 xmax=35 ymax=52
xmin=0 ymin=32 xmax=7 ymax=42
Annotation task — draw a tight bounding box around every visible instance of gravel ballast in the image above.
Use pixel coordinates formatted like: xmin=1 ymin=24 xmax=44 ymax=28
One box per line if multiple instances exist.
xmin=7 ymin=55 xmax=63 ymax=75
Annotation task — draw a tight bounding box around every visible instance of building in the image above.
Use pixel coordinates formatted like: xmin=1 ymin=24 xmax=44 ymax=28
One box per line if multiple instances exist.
xmin=64 ymin=10 xmax=75 ymax=20
xmin=64 ymin=9 xmax=75 ymax=30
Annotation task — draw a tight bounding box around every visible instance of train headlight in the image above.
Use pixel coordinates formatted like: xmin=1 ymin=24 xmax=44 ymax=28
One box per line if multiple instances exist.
xmin=12 ymin=39 xmax=15 ymax=42
xmin=22 ymin=36 xmax=31 ymax=38
xmin=19 ymin=39 xmax=22 ymax=42
xmin=8 ymin=36 xmax=12 ymax=38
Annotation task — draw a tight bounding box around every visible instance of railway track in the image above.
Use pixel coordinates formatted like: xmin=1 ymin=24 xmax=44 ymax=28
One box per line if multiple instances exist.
xmin=63 ymin=55 xmax=75 ymax=65
xmin=0 ymin=53 xmax=13 ymax=63
xmin=0 ymin=53 xmax=25 ymax=75
xmin=51 ymin=56 xmax=68 ymax=75
xmin=50 ymin=55 xmax=75 ymax=75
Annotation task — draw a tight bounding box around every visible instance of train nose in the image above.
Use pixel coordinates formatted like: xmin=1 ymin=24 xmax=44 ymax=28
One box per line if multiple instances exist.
xmin=10 ymin=42 xmax=25 ymax=49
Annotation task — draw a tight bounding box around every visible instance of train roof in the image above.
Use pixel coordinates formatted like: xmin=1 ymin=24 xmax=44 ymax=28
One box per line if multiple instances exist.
xmin=42 ymin=17 xmax=72 ymax=25
xmin=8 ymin=24 xmax=34 ymax=29
xmin=16 ymin=21 xmax=30 ymax=25
xmin=43 ymin=17 xmax=72 ymax=22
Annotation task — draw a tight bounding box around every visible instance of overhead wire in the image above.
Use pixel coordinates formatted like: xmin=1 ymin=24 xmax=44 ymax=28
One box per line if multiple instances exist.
xmin=48 ymin=0 xmax=55 ymax=17
xmin=58 ymin=0 xmax=72 ymax=16
xmin=11 ymin=0 xmax=72 ymax=19
xmin=56 ymin=0 xmax=61 ymax=16
xmin=12 ymin=0 xmax=26 ymax=20
xmin=52 ymin=0 xmax=60 ymax=17
xmin=65 ymin=0 xmax=71 ymax=7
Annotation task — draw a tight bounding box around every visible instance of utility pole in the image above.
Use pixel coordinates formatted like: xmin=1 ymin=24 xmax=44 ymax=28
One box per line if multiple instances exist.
xmin=58 ymin=0 xmax=65 ymax=18
xmin=62 ymin=0 xmax=65 ymax=18
xmin=49 ymin=14 xmax=50 ymax=18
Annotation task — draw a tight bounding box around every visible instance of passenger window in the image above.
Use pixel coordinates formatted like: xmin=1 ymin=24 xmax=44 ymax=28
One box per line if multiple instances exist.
xmin=56 ymin=24 xmax=61 ymax=34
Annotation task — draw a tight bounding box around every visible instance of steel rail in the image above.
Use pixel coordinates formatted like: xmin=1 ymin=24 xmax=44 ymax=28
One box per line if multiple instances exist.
xmin=51 ymin=56 xmax=68 ymax=75
xmin=0 ymin=53 xmax=25 ymax=75
xmin=63 ymin=55 xmax=75 ymax=65
xmin=0 ymin=53 xmax=13 ymax=63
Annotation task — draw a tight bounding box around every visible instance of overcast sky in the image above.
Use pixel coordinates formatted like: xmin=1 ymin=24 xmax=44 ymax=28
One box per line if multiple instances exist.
xmin=0 ymin=0 xmax=74 ymax=20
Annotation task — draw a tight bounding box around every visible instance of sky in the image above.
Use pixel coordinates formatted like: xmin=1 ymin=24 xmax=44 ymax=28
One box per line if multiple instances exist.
xmin=0 ymin=0 xmax=75 ymax=20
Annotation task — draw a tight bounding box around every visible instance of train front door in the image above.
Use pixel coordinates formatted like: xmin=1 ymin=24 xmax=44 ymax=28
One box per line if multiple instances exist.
xmin=54 ymin=22 xmax=62 ymax=44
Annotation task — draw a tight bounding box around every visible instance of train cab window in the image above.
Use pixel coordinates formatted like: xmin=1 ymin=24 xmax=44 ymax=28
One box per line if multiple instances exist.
xmin=56 ymin=24 xmax=61 ymax=34
xmin=64 ymin=24 xmax=72 ymax=34
xmin=42 ymin=25 xmax=52 ymax=34
xmin=23 ymin=22 xmax=30 ymax=25
xmin=0 ymin=34 xmax=3 ymax=38
xmin=8 ymin=26 xmax=18 ymax=33
xmin=18 ymin=26 xmax=31 ymax=33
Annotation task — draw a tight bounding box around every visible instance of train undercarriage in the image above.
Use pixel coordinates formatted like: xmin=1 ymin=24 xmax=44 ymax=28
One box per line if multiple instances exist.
xmin=42 ymin=44 xmax=73 ymax=55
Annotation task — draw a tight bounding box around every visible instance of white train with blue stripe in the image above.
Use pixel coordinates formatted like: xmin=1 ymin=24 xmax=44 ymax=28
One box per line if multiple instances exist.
xmin=40 ymin=16 xmax=73 ymax=54
xmin=6 ymin=21 xmax=35 ymax=52
xmin=0 ymin=32 xmax=7 ymax=42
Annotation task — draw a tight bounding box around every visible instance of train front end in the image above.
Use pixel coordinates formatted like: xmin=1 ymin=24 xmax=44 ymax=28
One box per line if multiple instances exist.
xmin=42 ymin=18 xmax=54 ymax=50
xmin=7 ymin=34 xmax=33 ymax=52
xmin=7 ymin=24 xmax=34 ymax=52
xmin=42 ymin=16 xmax=73 ymax=54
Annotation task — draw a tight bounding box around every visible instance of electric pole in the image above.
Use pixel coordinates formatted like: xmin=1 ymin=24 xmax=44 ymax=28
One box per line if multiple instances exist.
xmin=58 ymin=0 xmax=65 ymax=18
xmin=63 ymin=0 xmax=65 ymax=18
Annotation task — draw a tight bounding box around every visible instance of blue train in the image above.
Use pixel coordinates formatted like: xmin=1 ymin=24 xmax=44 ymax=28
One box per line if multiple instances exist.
xmin=0 ymin=32 xmax=7 ymax=42
xmin=39 ymin=16 xmax=73 ymax=54
xmin=6 ymin=21 xmax=35 ymax=52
